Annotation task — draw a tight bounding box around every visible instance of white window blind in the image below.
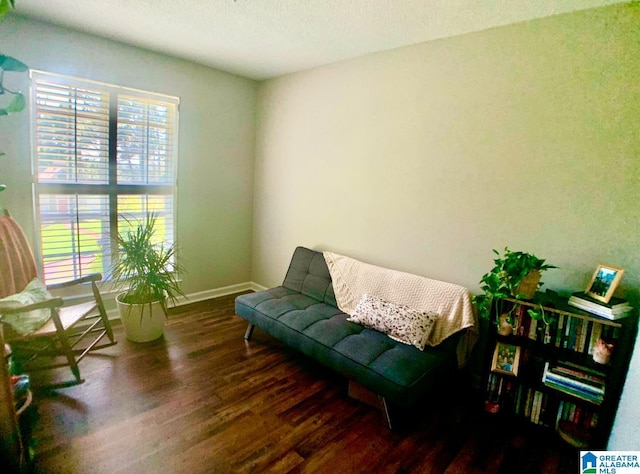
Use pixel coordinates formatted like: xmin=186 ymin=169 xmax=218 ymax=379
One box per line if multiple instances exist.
xmin=34 ymin=81 xmax=110 ymax=184
xmin=37 ymin=194 xmax=110 ymax=283
xmin=117 ymin=95 xmax=176 ymax=185
xmin=117 ymin=194 xmax=175 ymax=254
xmin=31 ymin=71 xmax=179 ymax=285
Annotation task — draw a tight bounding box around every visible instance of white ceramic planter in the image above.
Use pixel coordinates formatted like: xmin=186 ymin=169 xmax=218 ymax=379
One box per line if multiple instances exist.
xmin=116 ymin=293 xmax=166 ymax=343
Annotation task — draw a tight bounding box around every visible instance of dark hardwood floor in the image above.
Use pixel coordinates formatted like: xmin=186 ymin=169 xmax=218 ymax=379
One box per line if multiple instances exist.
xmin=28 ymin=293 xmax=580 ymax=473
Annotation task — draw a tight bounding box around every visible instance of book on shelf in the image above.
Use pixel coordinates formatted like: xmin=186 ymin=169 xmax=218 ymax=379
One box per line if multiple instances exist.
xmin=544 ymin=378 xmax=604 ymax=404
xmin=557 ymin=400 xmax=599 ymax=432
xmin=528 ymin=316 xmax=538 ymax=341
xmin=571 ymin=292 xmax=630 ymax=309
xmin=544 ymin=371 xmax=603 ymax=396
xmin=568 ymin=292 xmax=632 ymax=320
xmin=582 ymin=321 xmax=592 ymax=352
xmin=550 ymin=364 xmax=605 ymax=387
xmin=531 ymin=391 xmax=542 ymax=424
xmin=515 ymin=385 xmax=525 ymax=415
xmin=563 ymin=317 xmax=580 ymax=350
xmin=524 ymin=388 xmax=534 ymax=419
xmin=547 ymin=316 xmax=610 ymax=356
xmin=558 ymin=359 xmax=607 ymax=379
xmin=542 ymin=362 xmax=605 ymax=404
xmin=537 ymin=391 xmax=550 ymax=426
xmin=554 ymin=314 xmax=565 ymax=348
xmin=587 ymin=323 xmax=602 ymax=355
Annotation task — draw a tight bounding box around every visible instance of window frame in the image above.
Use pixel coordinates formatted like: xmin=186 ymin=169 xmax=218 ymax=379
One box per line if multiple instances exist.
xmin=30 ymin=70 xmax=180 ymax=290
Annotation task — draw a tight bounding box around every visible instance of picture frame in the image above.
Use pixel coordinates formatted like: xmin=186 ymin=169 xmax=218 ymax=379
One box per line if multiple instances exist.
xmin=491 ymin=342 xmax=521 ymax=376
xmin=585 ymin=264 xmax=625 ymax=304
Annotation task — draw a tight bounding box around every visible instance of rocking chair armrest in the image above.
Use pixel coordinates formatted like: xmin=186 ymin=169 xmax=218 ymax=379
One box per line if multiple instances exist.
xmin=46 ymin=273 xmax=103 ymax=290
xmin=0 ymin=297 xmax=64 ymax=314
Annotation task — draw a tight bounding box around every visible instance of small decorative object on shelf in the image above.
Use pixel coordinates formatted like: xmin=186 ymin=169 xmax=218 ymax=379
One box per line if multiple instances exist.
xmin=497 ymin=314 xmax=514 ymax=336
xmin=491 ymin=342 xmax=521 ymax=376
xmin=481 ymin=291 xmax=638 ymax=449
xmin=585 ymin=264 xmax=625 ymax=304
xmin=592 ymin=338 xmax=615 ymax=365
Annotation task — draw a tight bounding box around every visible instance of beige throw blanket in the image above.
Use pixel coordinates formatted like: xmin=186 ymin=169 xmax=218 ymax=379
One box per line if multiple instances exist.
xmin=324 ymin=251 xmax=478 ymax=367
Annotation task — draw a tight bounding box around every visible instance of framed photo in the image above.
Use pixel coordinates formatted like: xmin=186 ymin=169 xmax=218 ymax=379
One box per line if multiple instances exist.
xmin=491 ymin=342 xmax=521 ymax=376
xmin=585 ymin=264 xmax=625 ymax=304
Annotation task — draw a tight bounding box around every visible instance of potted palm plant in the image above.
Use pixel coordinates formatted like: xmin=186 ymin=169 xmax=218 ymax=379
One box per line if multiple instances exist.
xmin=472 ymin=248 xmax=557 ymax=333
xmin=111 ymin=213 xmax=185 ymax=342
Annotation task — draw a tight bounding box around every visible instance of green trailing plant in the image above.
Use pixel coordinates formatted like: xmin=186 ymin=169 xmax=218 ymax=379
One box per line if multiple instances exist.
xmin=0 ymin=54 xmax=27 ymax=117
xmin=528 ymin=302 xmax=550 ymax=326
xmin=0 ymin=0 xmax=25 ymax=119
xmin=0 ymin=0 xmax=15 ymax=17
xmin=110 ymin=213 xmax=185 ymax=320
xmin=1 ymin=0 xmax=27 ymax=191
xmin=472 ymin=247 xmax=557 ymax=324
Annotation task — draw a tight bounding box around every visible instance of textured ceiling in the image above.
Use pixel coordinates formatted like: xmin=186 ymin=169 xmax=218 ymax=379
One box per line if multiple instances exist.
xmin=15 ymin=0 xmax=625 ymax=80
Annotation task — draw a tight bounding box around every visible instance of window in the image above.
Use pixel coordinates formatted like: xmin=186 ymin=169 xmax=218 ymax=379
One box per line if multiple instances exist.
xmin=31 ymin=71 xmax=179 ymax=284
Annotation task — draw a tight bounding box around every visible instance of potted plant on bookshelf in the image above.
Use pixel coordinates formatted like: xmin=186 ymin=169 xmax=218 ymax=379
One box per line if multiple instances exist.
xmin=472 ymin=247 xmax=557 ymax=334
xmin=111 ymin=213 xmax=185 ymax=342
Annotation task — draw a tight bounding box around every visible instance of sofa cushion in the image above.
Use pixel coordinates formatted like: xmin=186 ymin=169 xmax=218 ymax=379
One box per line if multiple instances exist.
xmin=0 ymin=278 xmax=53 ymax=335
xmin=348 ymin=294 xmax=438 ymax=351
xmin=282 ymin=247 xmax=337 ymax=307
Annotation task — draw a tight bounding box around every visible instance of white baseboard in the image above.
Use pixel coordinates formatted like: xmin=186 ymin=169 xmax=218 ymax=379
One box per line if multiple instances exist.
xmin=250 ymin=282 xmax=268 ymax=292
xmin=168 ymin=281 xmax=266 ymax=307
xmin=105 ymin=281 xmax=266 ymax=320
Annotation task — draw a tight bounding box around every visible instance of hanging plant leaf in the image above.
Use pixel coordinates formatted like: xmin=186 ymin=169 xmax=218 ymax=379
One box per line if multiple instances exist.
xmin=0 ymin=55 xmax=28 ymax=72
xmin=0 ymin=0 xmax=11 ymax=17
xmin=2 ymin=92 xmax=25 ymax=113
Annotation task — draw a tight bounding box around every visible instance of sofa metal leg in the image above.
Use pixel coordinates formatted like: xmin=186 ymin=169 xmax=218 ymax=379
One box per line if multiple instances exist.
xmin=381 ymin=397 xmax=394 ymax=430
xmin=244 ymin=324 xmax=255 ymax=341
xmin=348 ymin=381 xmax=395 ymax=430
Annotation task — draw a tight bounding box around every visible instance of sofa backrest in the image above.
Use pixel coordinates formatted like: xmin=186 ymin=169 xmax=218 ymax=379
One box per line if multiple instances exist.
xmin=282 ymin=247 xmax=337 ymax=307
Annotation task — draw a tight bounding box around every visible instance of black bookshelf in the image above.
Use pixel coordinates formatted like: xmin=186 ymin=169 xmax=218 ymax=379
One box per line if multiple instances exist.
xmin=482 ymin=293 xmax=638 ymax=449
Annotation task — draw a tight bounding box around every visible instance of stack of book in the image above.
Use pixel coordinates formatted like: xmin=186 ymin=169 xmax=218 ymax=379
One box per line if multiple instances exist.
xmin=568 ymin=291 xmax=632 ymax=320
xmin=542 ymin=361 xmax=605 ymax=405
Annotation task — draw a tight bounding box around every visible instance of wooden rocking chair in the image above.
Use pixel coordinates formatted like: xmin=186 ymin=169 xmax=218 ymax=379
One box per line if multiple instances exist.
xmin=0 ymin=211 xmax=116 ymax=387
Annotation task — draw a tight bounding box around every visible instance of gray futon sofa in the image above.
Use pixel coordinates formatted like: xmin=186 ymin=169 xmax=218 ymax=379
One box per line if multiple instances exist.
xmin=235 ymin=246 xmax=466 ymax=427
